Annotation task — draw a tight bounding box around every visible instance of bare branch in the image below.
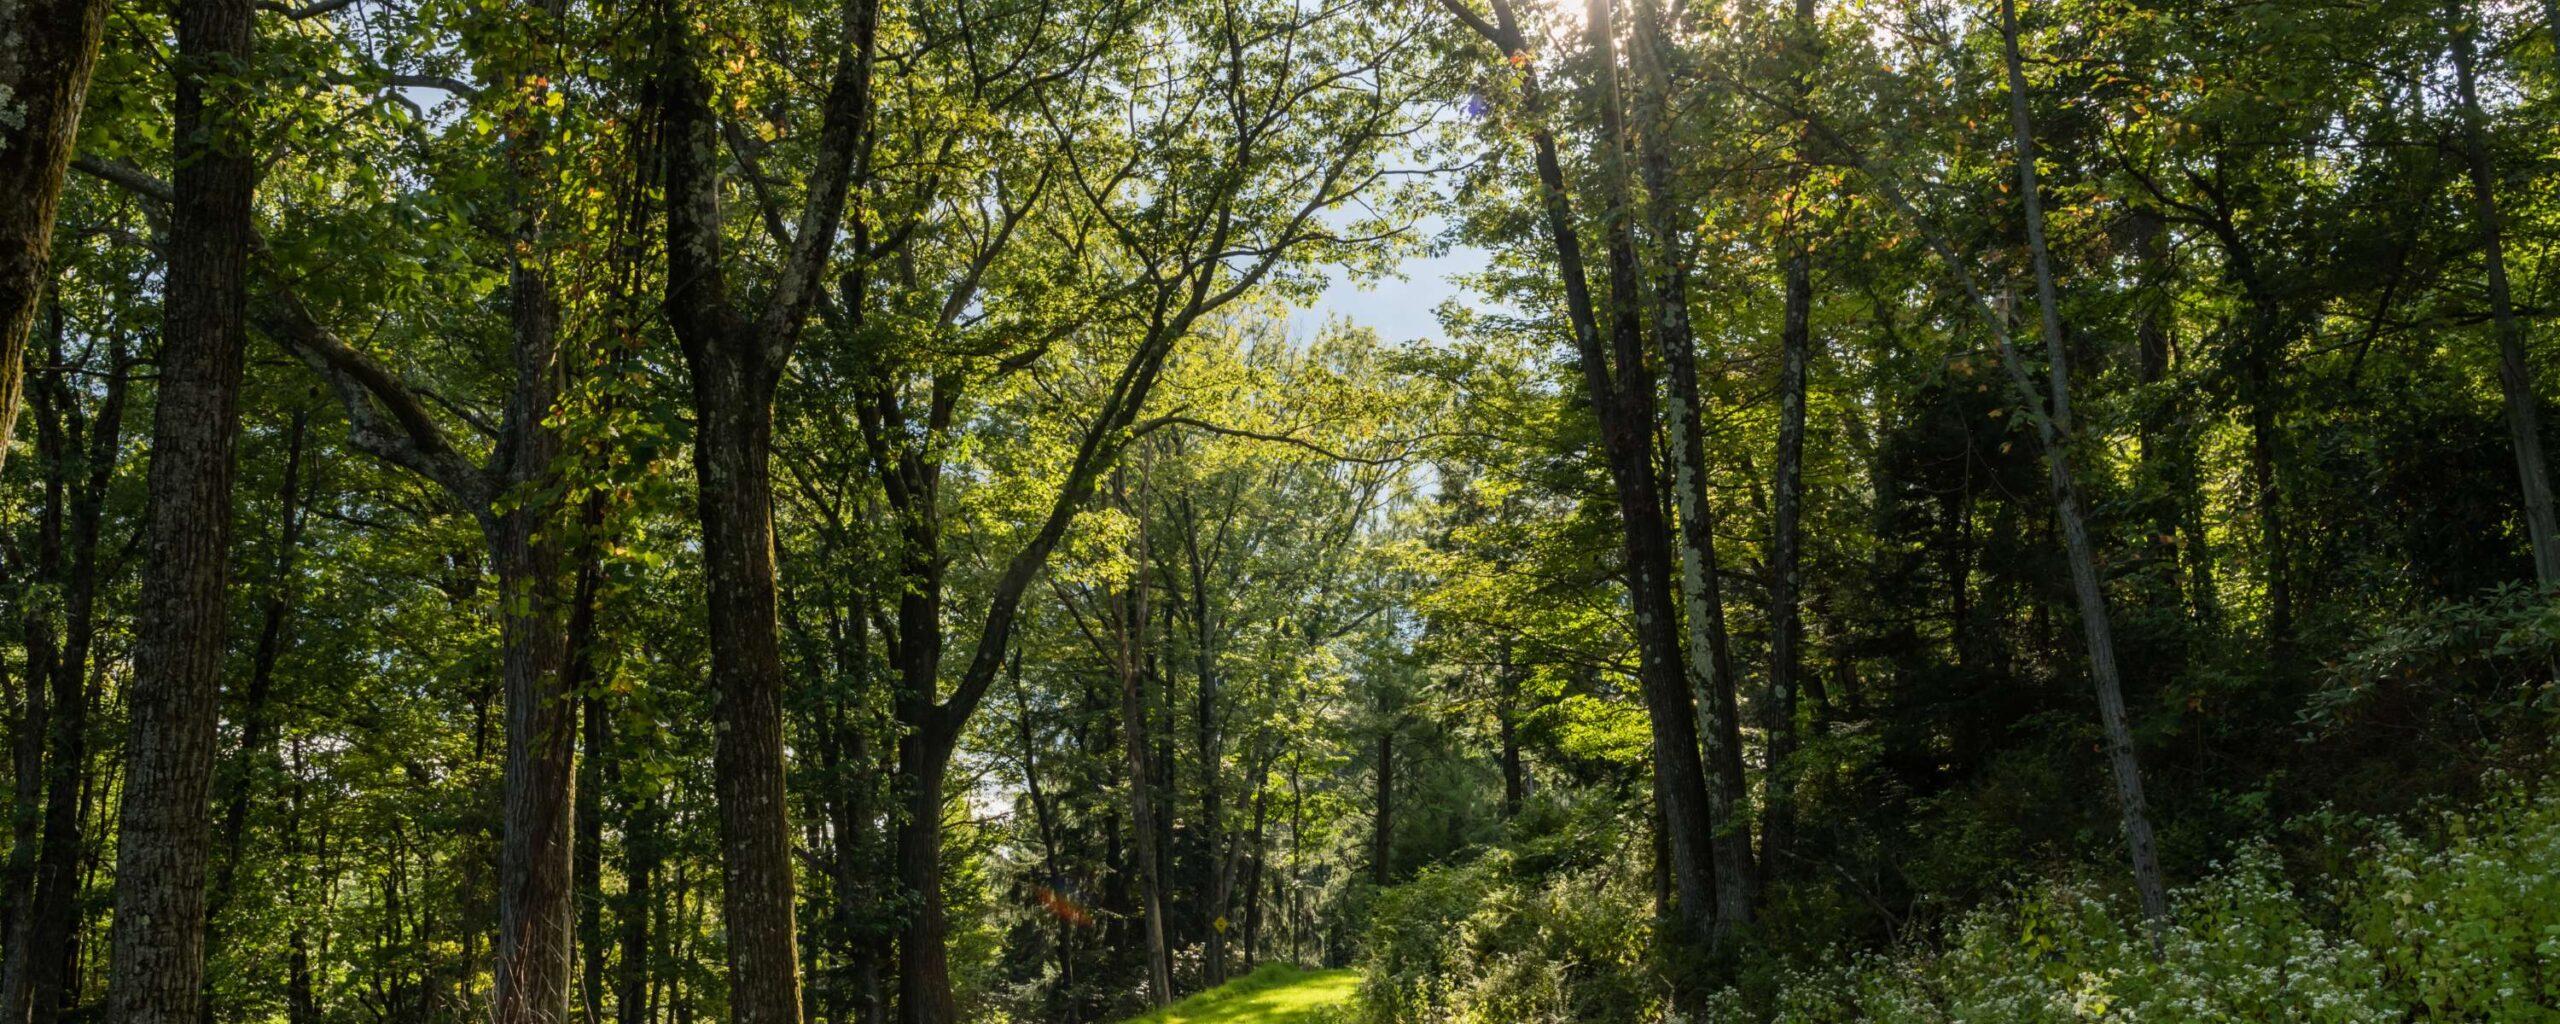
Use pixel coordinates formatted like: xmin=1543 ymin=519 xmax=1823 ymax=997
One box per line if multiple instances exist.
xmin=259 ymin=0 xmax=361 ymax=20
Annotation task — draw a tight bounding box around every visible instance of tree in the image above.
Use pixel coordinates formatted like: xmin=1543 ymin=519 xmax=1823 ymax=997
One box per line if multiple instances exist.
xmin=846 ymin=3 xmax=1429 ymax=1014
xmin=2445 ymin=0 xmax=2560 ymax=591
xmin=105 ymin=0 xmax=259 ymax=1019
xmin=1435 ymin=0 xmax=1733 ymax=946
xmin=1994 ymin=0 xmax=2167 ymax=934
xmin=0 ymin=0 xmax=110 ymax=482
xmin=656 ymin=0 xmax=879 ymax=1017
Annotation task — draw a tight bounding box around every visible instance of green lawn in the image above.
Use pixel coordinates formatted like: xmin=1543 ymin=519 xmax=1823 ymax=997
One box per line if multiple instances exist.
xmin=1115 ymin=965 xmax=1360 ymax=1024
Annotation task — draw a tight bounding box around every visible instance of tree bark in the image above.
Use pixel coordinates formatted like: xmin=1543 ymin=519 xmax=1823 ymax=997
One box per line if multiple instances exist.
xmin=876 ymin=377 xmax=957 ymax=1024
xmin=1496 ymin=643 xmax=1523 ymax=819
xmin=1239 ymin=785 xmax=1266 ymax=967
xmin=1759 ymin=242 xmax=1810 ymax=876
xmin=1115 ymin=549 xmax=1172 ymax=1009
xmin=105 ymin=0 xmax=258 ymax=1017
xmin=893 ymin=735 xmax=956 ymax=1024
xmin=489 ymin=50 xmax=577 ymax=1016
xmin=614 ymin=783 xmax=661 ymax=1024
xmin=0 ymin=0 xmax=110 ymax=485
xmin=1181 ymin=513 xmax=1227 ymax=984
xmin=570 ymin=499 xmax=610 ymax=1024
xmin=1371 ymin=727 xmax=1394 ymax=887
xmin=821 ymin=604 xmax=882 ymax=1024
xmin=4 ymin=325 xmax=122 ymax=1024
xmin=1007 ymin=671 xmax=1073 ymax=1015
xmin=656 ymin=0 xmax=878 ymax=1011
xmin=283 ymin=741 xmax=318 ymax=1024
xmin=1999 ymin=0 xmax=2170 ymax=936
xmin=1752 ymin=0 xmax=1819 ymax=885
xmin=687 ymin=354 xmax=804 ymax=1024
xmin=2448 ymin=0 xmax=2560 ymax=590
xmin=1616 ymin=0 xmax=1757 ymax=941
xmin=1435 ymin=0 xmax=1724 ymax=946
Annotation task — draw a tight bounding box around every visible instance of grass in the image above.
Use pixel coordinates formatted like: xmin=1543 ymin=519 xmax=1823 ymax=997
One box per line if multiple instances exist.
xmin=1114 ymin=964 xmax=1361 ymax=1024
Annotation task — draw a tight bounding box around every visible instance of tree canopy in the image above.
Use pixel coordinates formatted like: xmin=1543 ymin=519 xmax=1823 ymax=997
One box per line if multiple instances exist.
xmin=5 ymin=0 xmax=2560 ymax=1021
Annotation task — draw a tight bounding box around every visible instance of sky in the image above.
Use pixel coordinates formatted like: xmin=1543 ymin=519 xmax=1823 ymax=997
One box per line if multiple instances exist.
xmin=1293 ymin=242 xmax=1489 ymax=344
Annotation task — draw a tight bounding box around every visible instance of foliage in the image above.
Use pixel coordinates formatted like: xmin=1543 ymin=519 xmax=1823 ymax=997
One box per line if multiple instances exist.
xmin=1356 ymin=796 xmax=1667 ymax=1024
xmin=1758 ymin=783 xmax=2560 ymax=1024
xmin=1354 ymin=776 xmax=2560 ymax=1024
xmin=12 ymin=0 xmax=2560 ymax=1021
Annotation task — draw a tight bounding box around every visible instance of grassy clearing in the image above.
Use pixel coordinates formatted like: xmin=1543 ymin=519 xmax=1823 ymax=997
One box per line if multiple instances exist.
xmin=1114 ymin=964 xmax=1360 ymax=1024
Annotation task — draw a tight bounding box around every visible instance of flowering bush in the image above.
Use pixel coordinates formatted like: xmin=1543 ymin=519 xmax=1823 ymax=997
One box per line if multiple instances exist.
xmin=1768 ymin=848 xmax=2392 ymax=1023
xmin=2348 ymin=787 xmax=2560 ymax=1021
xmin=1356 ymin=783 xmax=2560 ymax=1024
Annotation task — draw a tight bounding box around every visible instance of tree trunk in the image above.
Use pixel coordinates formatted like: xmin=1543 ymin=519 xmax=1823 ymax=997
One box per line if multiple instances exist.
xmin=1 ymin=546 xmax=38 ymax=969
xmin=1606 ymin=0 xmax=1749 ymax=944
xmin=657 ymin=0 xmax=876 ymax=1005
xmin=573 ymin=521 xmax=609 ymax=1024
xmin=1999 ymin=0 xmax=2171 ymax=937
xmin=207 ymin=409 xmax=309 ymax=924
xmin=1496 ymin=643 xmax=1524 ymax=819
xmin=687 ymin=354 xmax=805 ymax=1024
xmin=2448 ymin=0 xmax=2560 ymax=590
xmin=5 ymin=326 xmax=121 ymax=1024
xmin=0 ymin=0 xmax=110 ymax=484
xmin=1753 ymin=0 xmax=1819 ymax=884
xmin=1239 ymin=786 xmax=1265 ymax=967
xmin=1177 ymin=509 xmax=1227 ymax=984
xmin=823 ymin=605 xmax=882 ymax=1024
xmin=1371 ymin=727 xmax=1394 ymax=887
xmin=1009 ymin=682 xmax=1073 ymax=1017
xmin=490 ymin=206 xmax=576 ymax=1024
xmin=1430 ymin=0 xmax=1727 ymax=948
xmin=880 ymin=397 xmax=957 ymax=1024
xmin=2244 ymin=334 xmax=2288 ymax=645
xmin=1760 ymin=240 xmax=1810 ymax=877
xmin=284 ymin=743 xmax=318 ymax=1024
xmin=893 ymin=736 xmax=956 ymax=1024
xmin=0 ymin=598 xmax=34 ymax=988
xmin=1116 ymin=573 xmax=1172 ymax=1010
xmin=614 ymin=784 xmax=661 ymax=1024
xmin=105 ymin=0 xmax=257 ymax=1018
xmin=2126 ymin=210 xmax=2219 ymax=626
xmin=203 ymin=408 xmax=309 ymax=1024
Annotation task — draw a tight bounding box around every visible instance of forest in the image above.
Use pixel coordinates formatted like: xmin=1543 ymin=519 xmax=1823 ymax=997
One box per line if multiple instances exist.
xmin=4 ymin=0 xmax=2560 ymax=1020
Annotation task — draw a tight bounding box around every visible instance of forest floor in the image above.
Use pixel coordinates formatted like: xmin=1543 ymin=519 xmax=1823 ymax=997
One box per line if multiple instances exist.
xmin=1113 ymin=965 xmax=1361 ymax=1024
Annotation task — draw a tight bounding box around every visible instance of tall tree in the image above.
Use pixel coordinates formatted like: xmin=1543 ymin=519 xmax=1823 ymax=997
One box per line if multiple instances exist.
xmin=1 ymin=319 xmax=126 ymax=1024
xmin=854 ymin=4 xmax=1427 ymax=1014
xmin=1752 ymin=0 xmax=1820 ymax=880
xmin=657 ymin=0 xmax=880 ymax=1017
xmin=0 ymin=0 xmax=110 ymax=481
xmin=1613 ymin=0 xmax=1757 ymax=940
xmin=2446 ymin=0 xmax=2560 ymax=590
xmin=204 ymin=408 xmax=311 ymax=991
xmin=76 ymin=3 xmax=603 ymax=1013
xmin=1992 ymin=0 xmax=2169 ymax=933
xmin=1435 ymin=0 xmax=1726 ymax=944
xmin=1113 ymin=483 xmax=1173 ymax=1008
xmin=104 ymin=0 xmax=259 ymax=1019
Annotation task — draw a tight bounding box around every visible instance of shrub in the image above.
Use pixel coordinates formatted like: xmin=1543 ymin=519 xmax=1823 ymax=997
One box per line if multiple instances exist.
xmin=1356 ymin=781 xmax=2560 ymax=1024
xmin=2348 ymin=786 xmax=2560 ymax=1021
xmin=1767 ymin=845 xmax=2391 ymax=1024
xmin=1357 ymin=799 xmax=1670 ymax=1024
